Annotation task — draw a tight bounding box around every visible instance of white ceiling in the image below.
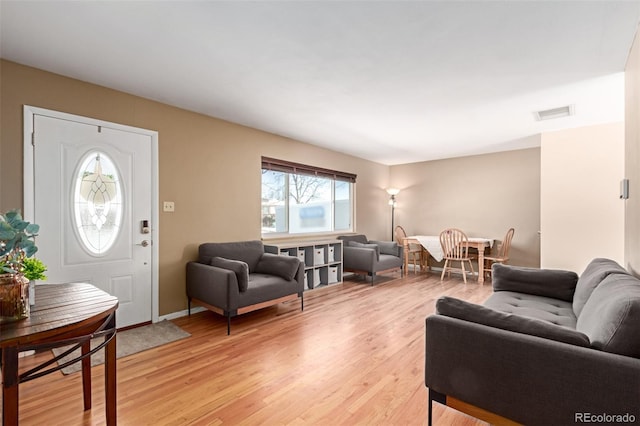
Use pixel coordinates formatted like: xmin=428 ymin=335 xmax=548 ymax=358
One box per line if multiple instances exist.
xmin=2 ymin=1 xmax=640 ymax=165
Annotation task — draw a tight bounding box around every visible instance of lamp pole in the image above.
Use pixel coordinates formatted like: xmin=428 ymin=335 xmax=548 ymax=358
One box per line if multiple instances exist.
xmin=386 ymin=188 xmax=399 ymax=241
xmin=390 ymin=194 xmax=396 ymax=240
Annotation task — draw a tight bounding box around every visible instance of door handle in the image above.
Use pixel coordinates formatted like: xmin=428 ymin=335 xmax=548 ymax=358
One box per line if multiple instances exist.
xmin=137 ymin=240 xmax=150 ymax=247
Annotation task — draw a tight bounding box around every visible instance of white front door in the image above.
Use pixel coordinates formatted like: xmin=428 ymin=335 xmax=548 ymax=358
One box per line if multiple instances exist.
xmin=25 ymin=108 xmax=158 ymax=328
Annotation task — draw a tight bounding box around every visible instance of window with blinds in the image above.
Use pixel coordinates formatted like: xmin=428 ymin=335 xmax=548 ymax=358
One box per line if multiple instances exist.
xmin=261 ymin=157 xmax=356 ymax=235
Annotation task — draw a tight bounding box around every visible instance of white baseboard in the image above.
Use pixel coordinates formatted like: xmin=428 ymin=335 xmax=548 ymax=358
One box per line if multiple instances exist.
xmin=158 ymin=305 xmax=206 ymax=322
xmin=407 ymin=266 xmax=444 ymax=272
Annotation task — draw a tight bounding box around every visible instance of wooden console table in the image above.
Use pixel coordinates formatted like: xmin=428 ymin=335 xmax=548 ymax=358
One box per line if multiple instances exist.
xmin=1 ymin=283 xmax=119 ymax=425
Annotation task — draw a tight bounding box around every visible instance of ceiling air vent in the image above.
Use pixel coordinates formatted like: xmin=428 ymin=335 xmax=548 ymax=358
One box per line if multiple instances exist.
xmin=534 ymin=105 xmax=574 ymax=121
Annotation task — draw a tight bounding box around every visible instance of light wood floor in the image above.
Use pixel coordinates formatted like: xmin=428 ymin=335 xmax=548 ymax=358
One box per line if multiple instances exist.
xmin=5 ymin=270 xmax=494 ymax=425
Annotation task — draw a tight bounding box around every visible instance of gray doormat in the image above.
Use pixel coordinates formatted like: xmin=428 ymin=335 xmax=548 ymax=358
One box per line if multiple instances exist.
xmin=51 ymin=320 xmax=190 ymax=375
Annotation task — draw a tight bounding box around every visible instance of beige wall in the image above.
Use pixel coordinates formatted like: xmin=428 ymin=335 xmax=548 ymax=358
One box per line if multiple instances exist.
xmin=625 ymin=29 xmax=640 ymax=276
xmin=4 ymin=46 xmax=636 ymax=316
xmin=0 ymin=60 xmax=389 ymax=316
xmin=389 ymin=148 xmax=541 ymax=267
xmin=541 ymin=123 xmax=625 ymax=273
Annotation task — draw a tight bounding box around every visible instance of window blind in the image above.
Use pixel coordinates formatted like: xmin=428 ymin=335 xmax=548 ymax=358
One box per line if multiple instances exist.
xmin=261 ymin=157 xmax=357 ymax=183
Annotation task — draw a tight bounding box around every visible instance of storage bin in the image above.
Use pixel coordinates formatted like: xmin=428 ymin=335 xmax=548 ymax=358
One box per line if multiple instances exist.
xmin=313 ymin=268 xmax=321 ymax=286
xmin=328 ymin=246 xmax=335 ymax=263
xmin=314 ymin=247 xmax=325 ymax=265
xmin=297 ymin=249 xmax=305 ymax=263
xmin=328 ymin=266 xmax=338 ymax=283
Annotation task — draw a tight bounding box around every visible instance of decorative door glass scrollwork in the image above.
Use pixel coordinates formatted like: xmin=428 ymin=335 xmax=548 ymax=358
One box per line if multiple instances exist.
xmin=73 ymin=151 xmax=123 ymax=255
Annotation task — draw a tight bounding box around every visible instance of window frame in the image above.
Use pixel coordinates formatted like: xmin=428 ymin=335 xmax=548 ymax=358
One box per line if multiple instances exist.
xmin=261 ymin=157 xmax=356 ymax=238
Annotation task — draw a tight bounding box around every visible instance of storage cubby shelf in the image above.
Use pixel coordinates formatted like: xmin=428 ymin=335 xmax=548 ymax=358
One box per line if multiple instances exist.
xmin=264 ymin=240 xmax=343 ymax=290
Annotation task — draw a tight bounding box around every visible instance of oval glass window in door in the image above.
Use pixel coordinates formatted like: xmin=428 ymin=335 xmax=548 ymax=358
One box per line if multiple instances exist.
xmin=73 ymin=151 xmax=123 ymax=255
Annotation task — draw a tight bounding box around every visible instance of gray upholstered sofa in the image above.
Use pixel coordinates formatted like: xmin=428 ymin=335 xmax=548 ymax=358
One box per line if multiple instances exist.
xmin=337 ymin=234 xmax=403 ymax=284
xmin=186 ymin=240 xmax=304 ymax=334
xmin=425 ymin=258 xmax=640 ymax=426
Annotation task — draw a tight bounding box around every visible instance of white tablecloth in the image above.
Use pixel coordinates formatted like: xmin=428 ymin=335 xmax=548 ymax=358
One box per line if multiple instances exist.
xmin=409 ymin=235 xmax=493 ymax=262
xmin=411 ymin=235 xmax=444 ymax=261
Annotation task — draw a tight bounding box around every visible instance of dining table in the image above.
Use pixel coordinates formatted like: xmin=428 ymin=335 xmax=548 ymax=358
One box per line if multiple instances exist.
xmin=401 ymin=235 xmax=493 ymax=284
xmin=1 ymin=283 xmax=119 ymax=425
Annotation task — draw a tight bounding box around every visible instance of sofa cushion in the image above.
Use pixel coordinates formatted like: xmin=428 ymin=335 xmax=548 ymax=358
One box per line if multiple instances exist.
xmin=210 ymin=257 xmax=249 ymax=292
xmin=238 ymin=273 xmax=301 ymax=308
xmin=576 ymin=273 xmax=640 ymax=358
xmin=199 ymin=240 xmax=264 ymax=272
xmin=436 ymin=296 xmax=590 ymax=347
xmin=492 ymin=263 xmax=578 ymax=302
xmin=254 ymin=253 xmax=300 ymax=281
xmin=573 ymin=258 xmax=629 ymax=317
xmin=484 ymin=291 xmax=577 ymax=328
xmin=348 ymin=241 xmax=380 ymax=261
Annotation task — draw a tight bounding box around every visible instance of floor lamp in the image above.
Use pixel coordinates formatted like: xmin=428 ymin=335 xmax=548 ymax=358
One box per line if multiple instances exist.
xmin=387 ymin=188 xmax=400 ymax=240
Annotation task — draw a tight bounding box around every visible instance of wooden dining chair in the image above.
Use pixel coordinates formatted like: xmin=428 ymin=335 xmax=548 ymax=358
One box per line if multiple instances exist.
xmin=483 ymin=228 xmax=515 ymax=279
xmin=395 ymin=225 xmax=425 ymax=273
xmin=439 ymin=228 xmax=475 ymax=284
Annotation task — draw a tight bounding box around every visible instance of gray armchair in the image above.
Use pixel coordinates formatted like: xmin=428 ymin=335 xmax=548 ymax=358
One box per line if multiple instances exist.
xmin=337 ymin=234 xmax=403 ymax=284
xmin=186 ymin=240 xmax=304 ymax=334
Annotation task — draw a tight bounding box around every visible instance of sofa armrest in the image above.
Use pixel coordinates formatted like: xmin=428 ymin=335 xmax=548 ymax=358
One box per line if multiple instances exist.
xmin=492 ymin=263 xmax=578 ymax=302
xmin=343 ymin=246 xmax=377 ymax=271
xmin=186 ymin=261 xmax=240 ymax=311
xmin=294 ymin=261 xmax=305 ymax=292
xmin=425 ymin=314 xmax=640 ymax=425
xmin=369 ymin=240 xmax=402 ymax=258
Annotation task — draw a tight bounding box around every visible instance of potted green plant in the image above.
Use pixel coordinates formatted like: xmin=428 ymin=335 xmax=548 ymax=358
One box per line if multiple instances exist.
xmin=22 ymin=257 xmax=47 ymax=281
xmin=0 ymin=209 xmax=41 ymax=322
xmin=22 ymin=257 xmax=47 ymax=306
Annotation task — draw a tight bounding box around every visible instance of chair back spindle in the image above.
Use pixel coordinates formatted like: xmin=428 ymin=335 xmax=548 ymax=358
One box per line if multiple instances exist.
xmin=439 ymin=228 xmax=474 ymax=283
xmin=395 ymin=225 xmax=408 ymax=245
xmin=498 ymin=227 xmax=515 ymax=258
xmin=395 ymin=225 xmax=425 ymax=273
xmin=483 ymin=227 xmax=515 ymax=279
xmin=440 ymin=228 xmax=469 ymax=260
